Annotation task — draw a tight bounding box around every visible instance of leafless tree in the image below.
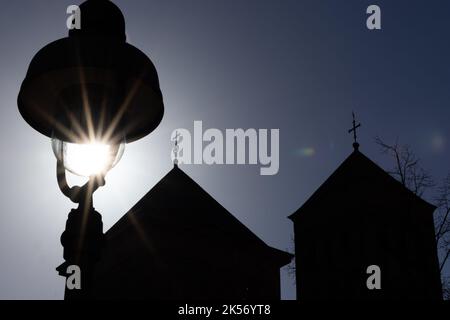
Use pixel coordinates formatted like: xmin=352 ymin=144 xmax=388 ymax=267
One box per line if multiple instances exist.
xmin=435 ymin=175 xmax=450 ymax=274
xmin=442 ymin=277 xmax=450 ymax=300
xmin=376 ymin=137 xmax=450 ymax=299
xmin=287 ymin=234 xmax=296 ymax=284
xmin=375 ymin=137 xmax=434 ymax=197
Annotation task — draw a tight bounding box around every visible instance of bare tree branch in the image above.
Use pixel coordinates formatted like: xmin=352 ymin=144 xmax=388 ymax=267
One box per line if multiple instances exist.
xmin=442 ymin=277 xmax=450 ymax=300
xmin=441 ymin=249 xmax=450 ymax=272
xmin=376 ymin=137 xmax=450 ymax=299
xmin=375 ymin=137 xmax=434 ymax=196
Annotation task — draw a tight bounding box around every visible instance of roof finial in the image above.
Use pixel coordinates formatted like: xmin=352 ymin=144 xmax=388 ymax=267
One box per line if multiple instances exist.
xmin=348 ymin=111 xmax=361 ymax=151
xmin=172 ymin=131 xmax=181 ymax=167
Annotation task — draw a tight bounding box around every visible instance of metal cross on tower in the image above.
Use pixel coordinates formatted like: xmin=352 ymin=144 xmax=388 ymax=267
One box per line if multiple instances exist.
xmin=172 ymin=131 xmax=181 ymax=166
xmin=348 ymin=112 xmax=361 ymax=150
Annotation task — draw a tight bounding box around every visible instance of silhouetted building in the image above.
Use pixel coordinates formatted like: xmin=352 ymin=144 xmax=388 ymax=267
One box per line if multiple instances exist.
xmin=289 ymin=147 xmax=442 ymax=300
xmin=75 ymin=165 xmax=292 ymax=299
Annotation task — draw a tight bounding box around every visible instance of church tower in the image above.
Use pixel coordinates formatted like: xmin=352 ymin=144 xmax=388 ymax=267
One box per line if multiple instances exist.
xmin=289 ymin=115 xmax=442 ymax=299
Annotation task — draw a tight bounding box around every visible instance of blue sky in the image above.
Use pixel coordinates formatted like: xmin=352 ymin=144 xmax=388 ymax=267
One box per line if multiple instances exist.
xmin=0 ymin=0 xmax=449 ymax=299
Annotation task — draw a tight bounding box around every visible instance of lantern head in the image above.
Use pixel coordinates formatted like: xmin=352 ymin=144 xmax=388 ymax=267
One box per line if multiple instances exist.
xmin=18 ymin=0 xmax=164 ymax=147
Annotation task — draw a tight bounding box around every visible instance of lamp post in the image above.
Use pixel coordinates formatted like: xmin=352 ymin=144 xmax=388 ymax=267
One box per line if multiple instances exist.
xmin=17 ymin=0 xmax=164 ymax=299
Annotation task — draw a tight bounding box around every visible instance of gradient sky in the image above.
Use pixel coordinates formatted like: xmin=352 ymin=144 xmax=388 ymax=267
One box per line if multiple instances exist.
xmin=0 ymin=0 xmax=449 ymax=299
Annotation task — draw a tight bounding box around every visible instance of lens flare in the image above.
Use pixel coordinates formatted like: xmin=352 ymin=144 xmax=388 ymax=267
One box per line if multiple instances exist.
xmin=52 ymin=139 xmax=125 ymax=177
xmin=296 ymin=147 xmax=316 ymax=158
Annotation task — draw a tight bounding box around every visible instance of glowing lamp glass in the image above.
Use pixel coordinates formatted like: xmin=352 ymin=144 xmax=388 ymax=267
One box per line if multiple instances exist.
xmin=52 ymin=138 xmax=125 ymax=177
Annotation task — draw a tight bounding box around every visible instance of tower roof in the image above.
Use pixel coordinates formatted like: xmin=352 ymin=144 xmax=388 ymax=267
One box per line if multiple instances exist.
xmin=105 ymin=166 xmax=292 ymax=267
xmin=289 ymin=149 xmax=436 ymax=221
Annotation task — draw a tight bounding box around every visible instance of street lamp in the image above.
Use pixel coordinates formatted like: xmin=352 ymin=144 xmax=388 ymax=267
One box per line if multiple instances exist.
xmin=17 ymin=0 xmax=164 ymax=299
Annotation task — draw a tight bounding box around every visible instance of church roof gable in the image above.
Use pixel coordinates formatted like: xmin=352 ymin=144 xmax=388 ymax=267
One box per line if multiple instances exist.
xmin=106 ymin=166 xmax=292 ymax=266
xmin=289 ymin=149 xmax=435 ymax=221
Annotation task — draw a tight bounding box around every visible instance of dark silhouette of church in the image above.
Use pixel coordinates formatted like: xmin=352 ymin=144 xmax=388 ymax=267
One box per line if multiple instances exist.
xmin=61 ymin=165 xmax=292 ymax=300
xmin=289 ymin=143 xmax=442 ymax=299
